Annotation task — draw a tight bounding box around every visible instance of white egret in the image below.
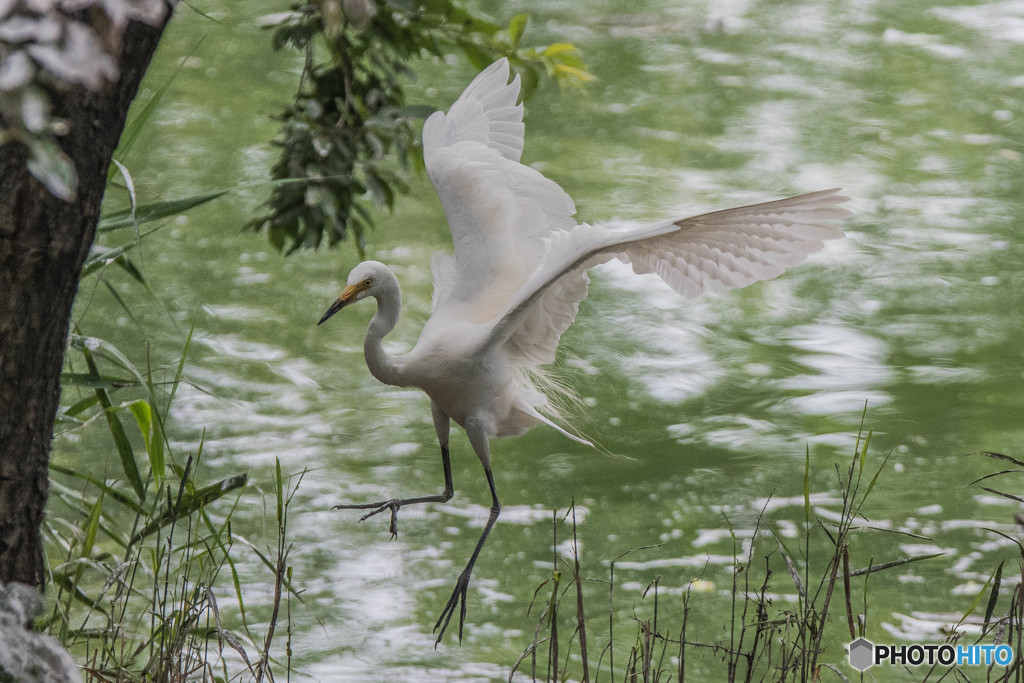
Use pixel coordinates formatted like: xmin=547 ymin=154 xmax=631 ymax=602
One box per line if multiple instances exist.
xmin=318 ymin=58 xmax=850 ymax=644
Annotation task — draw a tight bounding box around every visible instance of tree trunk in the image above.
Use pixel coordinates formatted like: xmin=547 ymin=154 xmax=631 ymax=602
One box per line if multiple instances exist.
xmin=0 ymin=14 xmax=172 ymax=587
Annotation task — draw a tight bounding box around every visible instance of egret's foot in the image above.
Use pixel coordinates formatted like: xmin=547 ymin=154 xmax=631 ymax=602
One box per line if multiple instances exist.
xmin=433 ymin=567 xmax=471 ymax=646
xmin=333 ymin=499 xmax=401 ymax=538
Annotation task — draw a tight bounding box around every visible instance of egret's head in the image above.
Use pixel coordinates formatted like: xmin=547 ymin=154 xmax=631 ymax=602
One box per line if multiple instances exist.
xmin=317 ymin=261 xmax=392 ymax=325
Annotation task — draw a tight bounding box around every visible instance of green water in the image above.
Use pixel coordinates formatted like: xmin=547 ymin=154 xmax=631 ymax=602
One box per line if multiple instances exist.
xmin=54 ymin=0 xmax=1024 ymax=679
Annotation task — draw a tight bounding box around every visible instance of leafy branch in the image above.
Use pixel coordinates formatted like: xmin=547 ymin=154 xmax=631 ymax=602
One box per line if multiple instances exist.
xmin=247 ymin=0 xmax=591 ymax=254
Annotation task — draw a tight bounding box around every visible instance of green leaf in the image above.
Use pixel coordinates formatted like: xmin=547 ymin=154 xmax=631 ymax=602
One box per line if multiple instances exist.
xmin=129 ymin=474 xmax=248 ymax=545
xmin=859 ymin=430 xmax=873 ymax=473
xmin=979 ymin=487 xmax=1024 ymax=504
xmin=114 ymin=52 xmax=185 ymax=165
xmin=60 ymin=372 xmax=137 ymax=390
xmin=69 ymin=334 xmax=147 ymax=388
xmin=983 ymin=561 xmax=1004 ymax=633
xmin=100 ymin=279 xmax=144 ymax=331
xmin=125 ymin=399 xmax=165 ymax=490
xmin=111 ymin=159 xmax=139 ymax=243
xmin=954 ymin=563 xmax=999 ymax=631
xmin=231 ymin=532 xmax=303 ymax=598
xmin=854 ymin=446 xmax=891 ymax=517
xmin=507 ymin=13 xmax=528 ymax=48
xmin=980 ymin=527 xmax=1024 ymax=559
xmin=51 ymin=572 xmax=103 ymax=612
xmin=98 ymin=189 xmax=230 ymax=233
xmin=166 ymin=318 xmax=195 ymax=414
xmin=977 ymin=451 xmax=1024 ymax=468
xmin=63 ymin=395 xmax=100 ymax=418
xmin=80 ymin=242 xmax=141 ymax=280
xmin=54 ymin=412 xmax=85 ymax=426
xmin=80 ymin=347 xmax=145 ymax=501
xmin=543 ymin=43 xmax=578 ymax=57
xmin=226 ymin=552 xmax=251 ymax=637
xmin=111 ymin=255 xmax=148 ymax=288
xmin=81 ymin=494 xmax=103 ymax=560
xmin=102 ymin=404 xmax=145 ymax=503
xmin=48 ymin=463 xmax=146 ymax=515
xmin=552 ymin=63 xmax=594 ymax=85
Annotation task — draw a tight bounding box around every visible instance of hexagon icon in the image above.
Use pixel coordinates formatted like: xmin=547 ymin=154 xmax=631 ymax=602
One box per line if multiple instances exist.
xmin=848 ymin=637 xmax=874 ymax=671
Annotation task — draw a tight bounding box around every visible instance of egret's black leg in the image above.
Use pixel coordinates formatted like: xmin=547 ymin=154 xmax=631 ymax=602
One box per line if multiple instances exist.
xmin=433 ymin=464 xmax=500 ymax=646
xmin=334 ymin=444 xmax=454 ymax=538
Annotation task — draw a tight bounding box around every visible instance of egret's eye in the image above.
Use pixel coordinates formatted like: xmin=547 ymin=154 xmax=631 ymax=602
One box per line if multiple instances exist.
xmin=364 ymin=278 xmax=373 ymax=287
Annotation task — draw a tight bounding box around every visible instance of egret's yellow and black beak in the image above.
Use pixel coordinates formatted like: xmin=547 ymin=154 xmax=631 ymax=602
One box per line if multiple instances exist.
xmin=317 ymin=283 xmax=365 ymax=326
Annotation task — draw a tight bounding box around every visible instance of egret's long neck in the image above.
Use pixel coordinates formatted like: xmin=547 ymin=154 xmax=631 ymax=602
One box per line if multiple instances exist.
xmin=364 ymin=282 xmax=405 ymax=387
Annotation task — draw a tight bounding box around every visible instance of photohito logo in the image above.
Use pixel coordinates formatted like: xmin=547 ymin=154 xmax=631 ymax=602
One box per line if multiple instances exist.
xmin=848 ymin=637 xmax=1014 ymax=671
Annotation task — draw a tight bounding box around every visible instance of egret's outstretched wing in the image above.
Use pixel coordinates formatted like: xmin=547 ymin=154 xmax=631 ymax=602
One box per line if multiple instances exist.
xmin=422 ymin=59 xmax=580 ymax=332
xmin=488 ymin=189 xmax=852 ymax=349
xmin=615 ymin=188 xmax=850 ymax=296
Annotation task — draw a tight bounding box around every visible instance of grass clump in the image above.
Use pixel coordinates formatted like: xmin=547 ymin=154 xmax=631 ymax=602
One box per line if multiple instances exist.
xmin=47 ymin=323 xmax=305 ymax=680
xmin=515 ymin=412 xmax=1022 ymax=682
xmin=43 ymin=157 xmax=305 ymax=679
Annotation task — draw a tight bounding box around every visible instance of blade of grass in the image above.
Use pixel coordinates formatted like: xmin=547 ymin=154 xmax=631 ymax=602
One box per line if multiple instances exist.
xmin=969 ymin=469 xmax=1024 ymax=487
xmin=166 ymin=317 xmax=196 ymax=414
xmin=954 ymin=564 xmax=1000 ymax=631
xmin=61 ymin=372 xmax=137 ymax=390
xmin=230 ymin=533 xmax=303 ymax=598
xmin=100 ymin=278 xmax=146 ymax=332
xmin=48 ymin=463 xmax=146 ymax=515
xmin=71 ymin=334 xmax=148 ymax=388
xmin=852 ymin=447 xmax=891 ymax=519
xmin=980 ymin=527 xmax=1024 ymax=559
xmin=855 ymin=400 xmax=868 ymax=477
xmin=848 ymin=552 xmax=945 ymax=577
xmin=82 ymin=347 xmax=146 ymax=501
xmin=80 ymin=242 xmax=147 ymax=279
xmin=979 ymin=487 xmax=1024 ymax=505
xmin=111 ymin=159 xmax=140 ymax=246
xmin=804 ymin=444 xmax=811 ymax=528
xmin=112 ymin=40 xmax=198 ymax=166
xmin=62 ymin=395 xmax=101 ymax=417
xmin=983 ymin=560 xmax=1004 ymax=634
xmin=974 ymin=451 xmax=1024 ymax=468
xmin=98 ymin=189 xmax=231 ymax=233
xmin=275 ymin=458 xmax=284 ymax=525
xmin=125 ymin=399 xmax=165 ymax=490
xmin=51 ymin=571 xmax=105 ymax=612
xmin=129 ymin=474 xmax=248 ymax=545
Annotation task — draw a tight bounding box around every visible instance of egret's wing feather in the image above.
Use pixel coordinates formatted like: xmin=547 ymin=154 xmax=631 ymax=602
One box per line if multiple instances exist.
xmin=423 ymin=59 xmax=578 ymax=325
xmin=616 ymin=188 xmax=850 ymax=298
xmin=423 ymin=58 xmax=525 ymax=163
xmin=502 ymin=269 xmax=591 ymax=365
xmin=488 ymin=189 xmax=851 ymax=348
xmin=429 ymin=252 xmax=458 ymax=313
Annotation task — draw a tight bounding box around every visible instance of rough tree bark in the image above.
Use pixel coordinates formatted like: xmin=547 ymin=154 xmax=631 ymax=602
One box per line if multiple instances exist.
xmin=0 ymin=14 xmax=173 ymax=586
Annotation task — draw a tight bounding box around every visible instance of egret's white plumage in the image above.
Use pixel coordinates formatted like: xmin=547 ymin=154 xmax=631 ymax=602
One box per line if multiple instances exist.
xmin=320 ymin=58 xmax=850 ymax=644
